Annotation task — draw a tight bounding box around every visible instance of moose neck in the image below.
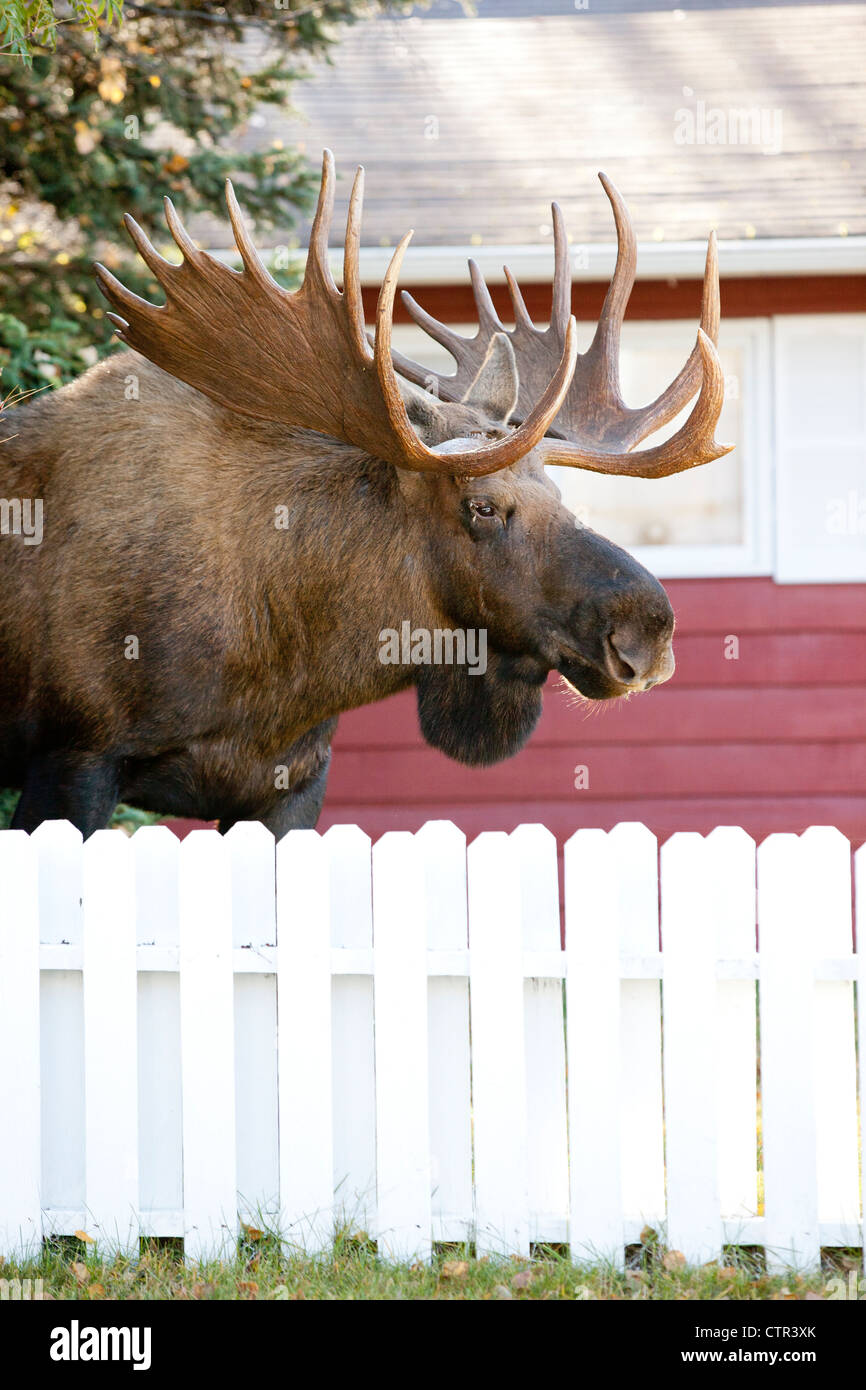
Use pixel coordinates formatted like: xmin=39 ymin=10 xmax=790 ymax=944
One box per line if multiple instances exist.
xmin=247 ymin=438 xmax=545 ymax=762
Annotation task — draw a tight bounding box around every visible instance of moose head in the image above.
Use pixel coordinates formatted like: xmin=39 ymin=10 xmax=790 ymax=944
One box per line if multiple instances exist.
xmin=0 ymin=152 xmax=730 ymax=834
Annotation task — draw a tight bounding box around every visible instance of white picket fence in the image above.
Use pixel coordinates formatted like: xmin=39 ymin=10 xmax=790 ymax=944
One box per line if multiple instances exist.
xmin=0 ymin=818 xmax=863 ymax=1269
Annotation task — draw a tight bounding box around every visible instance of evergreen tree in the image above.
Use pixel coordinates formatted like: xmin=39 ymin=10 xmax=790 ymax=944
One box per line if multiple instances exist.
xmin=0 ymin=0 xmax=412 ymax=394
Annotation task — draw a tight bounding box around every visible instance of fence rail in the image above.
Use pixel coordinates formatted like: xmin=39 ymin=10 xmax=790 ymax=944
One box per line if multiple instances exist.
xmin=0 ymin=818 xmax=863 ymax=1268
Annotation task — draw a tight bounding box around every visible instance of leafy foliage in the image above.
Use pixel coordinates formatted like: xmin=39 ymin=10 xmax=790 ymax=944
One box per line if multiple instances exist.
xmin=0 ymin=0 xmax=413 ymax=394
xmin=0 ymin=1 xmax=124 ymax=64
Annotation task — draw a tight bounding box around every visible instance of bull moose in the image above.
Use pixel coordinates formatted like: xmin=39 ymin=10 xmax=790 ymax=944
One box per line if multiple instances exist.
xmin=0 ymin=151 xmax=731 ymax=836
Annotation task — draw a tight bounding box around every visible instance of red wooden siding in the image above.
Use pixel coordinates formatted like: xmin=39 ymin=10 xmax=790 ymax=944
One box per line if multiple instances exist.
xmin=317 ymin=578 xmax=866 ymax=847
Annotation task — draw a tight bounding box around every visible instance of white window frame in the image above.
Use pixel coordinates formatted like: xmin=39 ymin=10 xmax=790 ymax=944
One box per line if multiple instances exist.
xmin=580 ymin=317 xmax=774 ymax=580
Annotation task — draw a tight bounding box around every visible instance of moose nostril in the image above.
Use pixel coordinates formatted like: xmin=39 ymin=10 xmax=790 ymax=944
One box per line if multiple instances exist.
xmin=605 ymin=628 xmax=674 ymax=688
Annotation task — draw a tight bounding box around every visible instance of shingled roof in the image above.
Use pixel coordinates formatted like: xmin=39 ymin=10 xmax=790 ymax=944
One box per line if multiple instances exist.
xmin=235 ymin=0 xmax=866 ymax=251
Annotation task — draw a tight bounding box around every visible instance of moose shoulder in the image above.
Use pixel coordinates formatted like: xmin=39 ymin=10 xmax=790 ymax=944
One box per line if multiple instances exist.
xmin=0 ymin=152 xmax=731 ymax=836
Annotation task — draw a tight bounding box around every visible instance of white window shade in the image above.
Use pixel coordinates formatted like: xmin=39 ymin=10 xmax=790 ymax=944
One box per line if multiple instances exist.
xmin=774 ymin=315 xmax=866 ymax=583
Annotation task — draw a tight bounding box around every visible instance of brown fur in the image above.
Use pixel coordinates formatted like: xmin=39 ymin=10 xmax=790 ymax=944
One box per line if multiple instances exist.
xmin=0 ymin=348 xmax=675 ymax=834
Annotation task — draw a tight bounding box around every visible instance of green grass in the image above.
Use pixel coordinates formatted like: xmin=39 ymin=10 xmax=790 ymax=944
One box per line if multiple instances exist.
xmin=0 ymin=1230 xmax=852 ymax=1301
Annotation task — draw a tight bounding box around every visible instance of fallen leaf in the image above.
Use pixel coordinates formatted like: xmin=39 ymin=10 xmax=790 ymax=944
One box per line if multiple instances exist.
xmin=663 ymin=1250 xmax=687 ymax=1271
xmin=74 ymin=1230 xmax=95 ymax=1245
xmin=71 ymin=1262 xmax=88 ymax=1284
xmin=719 ymin=1266 xmax=738 ymax=1280
xmin=440 ymin=1260 xmax=469 ymax=1280
xmin=88 ymin=1282 xmax=105 ymax=1299
xmin=238 ymin=1280 xmax=258 ymax=1299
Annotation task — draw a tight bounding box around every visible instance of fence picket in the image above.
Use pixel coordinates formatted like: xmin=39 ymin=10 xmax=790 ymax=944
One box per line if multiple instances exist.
xmin=373 ymin=833 xmax=431 ymax=1261
xmin=800 ymin=828 xmax=859 ymax=1233
xmin=134 ymin=827 xmax=183 ymax=1229
xmin=0 ymin=831 xmax=41 ymax=1257
xmin=758 ymin=834 xmax=820 ymax=1269
xmin=416 ymin=821 xmax=472 ymax=1245
xmin=81 ymin=831 xmax=139 ymax=1252
xmin=277 ymin=830 xmax=334 ymax=1251
xmin=468 ymin=832 xmax=530 ymax=1256
xmin=33 ymin=821 xmax=85 ymax=1223
xmin=609 ymin=823 xmax=665 ymax=1236
xmin=512 ymin=824 xmax=568 ymax=1245
xmin=662 ymin=833 xmax=721 ymax=1263
xmin=706 ymin=826 xmax=758 ymax=1227
xmin=565 ymin=828 xmax=623 ymax=1263
xmin=325 ymin=825 xmax=376 ymax=1231
xmin=179 ymin=831 xmax=237 ymax=1260
xmin=226 ymin=823 xmax=279 ymax=1226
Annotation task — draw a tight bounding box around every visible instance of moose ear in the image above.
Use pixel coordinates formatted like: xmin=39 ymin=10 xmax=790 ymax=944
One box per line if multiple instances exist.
xmin=397 ymin=376 xmax=443 ymax=439
xmin=461 ymin=332 xmax=519 ymax=423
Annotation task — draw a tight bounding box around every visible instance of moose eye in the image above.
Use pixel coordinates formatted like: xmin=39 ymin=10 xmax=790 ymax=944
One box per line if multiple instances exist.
xmin=469 ymin=500 xmax=497 ymax=520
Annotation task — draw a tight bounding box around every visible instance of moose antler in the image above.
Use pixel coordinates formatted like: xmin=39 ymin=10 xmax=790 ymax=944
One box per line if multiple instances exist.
xmin=94 ymin=151 xmax=578 ymax=478
xmin=393 ymin=174 xmax=732 ymax=478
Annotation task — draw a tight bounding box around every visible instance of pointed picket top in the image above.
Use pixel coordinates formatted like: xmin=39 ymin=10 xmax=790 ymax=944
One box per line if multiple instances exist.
xmin=415 ymin=820 xmax=467 ymax=949
xmin=608 ymin=822 xmax=659 ymax=954
xmin=705 ymin=826 xmax=757 ymax=956
xmin=323 ymin=824 xmax=372 ymax=947
xmin=510 ymin=824 xmax=559 ymax=950
xmin=225 ymin=821 xmax=276 ymax=948
xmin=31 ymin=819 xmax=84 ymax=946
xmin=132 ymin=824 xmax=180 ymax=946
xmin=799 ymin=826 xmax=853 ymax=954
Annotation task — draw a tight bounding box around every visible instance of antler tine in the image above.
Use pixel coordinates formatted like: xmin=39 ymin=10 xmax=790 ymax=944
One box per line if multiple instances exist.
xmin=468 ymin=259 xmax=503 ymax=337
xmin=93 ymin=261 xmax=160 ymax=331
xmin=542 ymin=328 xmax=732 ymax=478
xmin=122 ymin=213 xmax=177 ymax=284
xmin=225 ymin=179 xmax=277 ymax=291
xmin=550 ymin=202 xmax=572 ymax=335
xmin=612 ymin=226 xmax=722 ymax=447
xmin=375 ymin=234 xmax=580 ymax=476
xmin=342 ymin=165 xmax=375 ymax=362
xmin=399 ymin=291 xmax=470 ymax=363
xmin=304 ymin=147 xmax=340 ymax=297
xmin=163 ymin=196 xmax=204 ymax=265
xmin=504 ymin=265 xmax=535 ymax=332
xmin=585 ymin=172 xmax=637 ymax=364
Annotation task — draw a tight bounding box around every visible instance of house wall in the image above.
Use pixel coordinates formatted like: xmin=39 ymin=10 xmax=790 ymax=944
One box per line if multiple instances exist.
xmin=318 ymin=578 xmax=866 ymax=847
